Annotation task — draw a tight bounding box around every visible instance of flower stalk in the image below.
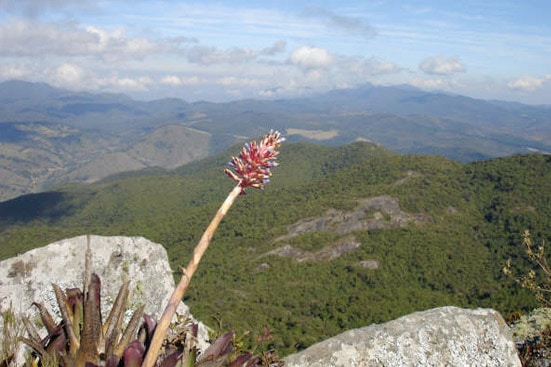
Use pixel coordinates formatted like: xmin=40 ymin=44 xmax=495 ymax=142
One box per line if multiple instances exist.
xmin=142 ymin=130 xmax=283 ymax=367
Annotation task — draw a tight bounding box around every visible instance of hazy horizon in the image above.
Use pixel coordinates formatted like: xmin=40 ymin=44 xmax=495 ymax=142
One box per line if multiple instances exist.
xmin=1 ymin=1 xmax=549 ymax=105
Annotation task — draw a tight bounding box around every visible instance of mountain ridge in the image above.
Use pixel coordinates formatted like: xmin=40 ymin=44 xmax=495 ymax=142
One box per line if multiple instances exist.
xmin=1 ymin=79 xmax=549 ymax=202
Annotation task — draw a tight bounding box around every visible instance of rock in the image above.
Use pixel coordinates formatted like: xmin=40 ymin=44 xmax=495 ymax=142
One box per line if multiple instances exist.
xmin=274 ymin=196 xmax=432 ymax=242
xmin=358 ymin=259 xmax=379 ymax=269
xmin=509 ymin=307 xmax=551 ymax=343
xmin=266 ymin=196 xmax=432 ymax=263
xmin=283 ymin=306 xmax=521 ymax=367
xmin=509 ymin=308 xmax=551 ymax=367
xmin=1 ymin=235 xmax=178 ymax=318
xmin=0 ymin=235 xmax=209 ymax=355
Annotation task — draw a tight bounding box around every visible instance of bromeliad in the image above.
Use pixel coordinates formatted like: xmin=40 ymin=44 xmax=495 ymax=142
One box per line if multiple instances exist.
xmin=225 ymin=129 xmax=285 ymax=193
xmin=142 ymin=131 xmax=284 ymax=367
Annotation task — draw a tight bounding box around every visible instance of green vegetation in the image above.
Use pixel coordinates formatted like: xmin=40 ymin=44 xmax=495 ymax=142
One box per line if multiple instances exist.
xmin=504 ymin=231 xmax=551 ymax=306
xmin=11 ymin=240 xmax=275 ymax=367
xmin=504 ymin=231 xmax=551 ymax=366
xmin=1 ymin=141 xmax=550 ymax=356
xmin=1 ymin=304 xmax=24 ymax=366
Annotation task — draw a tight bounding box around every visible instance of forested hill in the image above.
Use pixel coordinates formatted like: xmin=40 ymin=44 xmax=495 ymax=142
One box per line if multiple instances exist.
xmin=1 ymin=141 xmax=550 ymax=355
xmin=2 ymin=80 xmax=550 ymax=202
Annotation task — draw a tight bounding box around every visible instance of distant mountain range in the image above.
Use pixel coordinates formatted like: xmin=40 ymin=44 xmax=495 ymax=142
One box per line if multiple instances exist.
xmin=1 ymin=79 xmax=550 ymax=201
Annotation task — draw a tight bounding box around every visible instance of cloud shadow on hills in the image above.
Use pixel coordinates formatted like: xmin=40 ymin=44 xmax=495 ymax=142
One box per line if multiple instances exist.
xmin=0 ymin=191 xmax=82 ymax=225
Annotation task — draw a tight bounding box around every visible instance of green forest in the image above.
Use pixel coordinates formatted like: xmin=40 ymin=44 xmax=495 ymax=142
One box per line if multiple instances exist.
xmin=1 ymin=141 xmax=550 ymax=356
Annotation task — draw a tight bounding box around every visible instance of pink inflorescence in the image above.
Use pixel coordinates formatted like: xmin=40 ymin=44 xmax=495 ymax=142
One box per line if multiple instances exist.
xmin=225 ymin=129 xmax=285 ymax=193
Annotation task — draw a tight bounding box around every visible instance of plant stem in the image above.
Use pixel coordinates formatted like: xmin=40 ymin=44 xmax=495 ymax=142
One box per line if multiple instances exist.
xmin=142 ymin=183 xmax=243 ymax=367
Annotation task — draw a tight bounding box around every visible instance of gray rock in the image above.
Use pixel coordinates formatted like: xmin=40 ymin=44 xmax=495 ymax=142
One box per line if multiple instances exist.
xmin=0 ymin=235 xmax=209 ymax=354
xmin=283 ymin=306 xmax=521 ymax=367
xmin=274 ymin=196 xmax=432 ymax=242
xmin=0 ymin=235 xmax=182 ymax=319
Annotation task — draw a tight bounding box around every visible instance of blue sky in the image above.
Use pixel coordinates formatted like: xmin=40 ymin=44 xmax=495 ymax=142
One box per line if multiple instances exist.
xmin=1 ymin=0 xmax=549 ymax=104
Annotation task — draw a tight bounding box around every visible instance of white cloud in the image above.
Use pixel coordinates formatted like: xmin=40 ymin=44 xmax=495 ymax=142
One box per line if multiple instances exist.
xmin=0 ymin=64 xmax=31 ymax=79
xmin=55 ymin=63 xmax=85 ymax=85
xmin=216 ymin=77 xmax=262 ymax=87
xmin=261 ymin=40 xmax=287 ymax=56
xmin=339 ymin=56 xmax=400 ymax=76
xmin=110 ymin=76 xmax=153 ymax=91
xmin=301 ymin=7 xmax=377 ymax=38
xmin=409 ymin=76 xmax=462 ymax=91
xmin=507 ymin=75 xmax=551 ymax=92
xmin=0 ymin=0 xmax=94 ymax=17
xmin=258 ymin=87 xmax=284 ymax=98
xmin=160 ymin=75 xmax=203 ymax=86
xmin=370 ymin=60 xmax=400 ymax=74
xmin=186 ymin=46 xmax=256 ymax=65
xmin=42 ymin=63 xmax=153 ymax=92
xmin=185 ymin=41 xmax=285 ymax=65
xmin=0 ymin=19 xmax=165 ymax=60
xmin=290 ymin=46 xmax=334 ymax=70
xmin=161 ymin=75 xmax=183 ymax=85
xmin=419 ymin=56 xmax=465 ymax=75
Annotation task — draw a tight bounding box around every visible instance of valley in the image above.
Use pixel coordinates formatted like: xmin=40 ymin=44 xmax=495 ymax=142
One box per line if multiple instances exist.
xmin=1 ymin=80 xmax=550 ymax=201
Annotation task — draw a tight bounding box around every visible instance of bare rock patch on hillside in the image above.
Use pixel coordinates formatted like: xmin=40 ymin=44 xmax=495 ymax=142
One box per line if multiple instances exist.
xmin=265 ymin=196 xmax=431 ymax=262
xmin=275 ymin=196 xmax=431 ymax=241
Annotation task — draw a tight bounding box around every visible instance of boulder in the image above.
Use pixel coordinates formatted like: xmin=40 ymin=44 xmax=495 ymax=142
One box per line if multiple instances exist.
xmin=0 ymin=235 xmax=182 ymax=318
xmin=0 ymin=235 xmax=209 ymax=352
xmin=283 ymin=306 xmax=521 ymax=367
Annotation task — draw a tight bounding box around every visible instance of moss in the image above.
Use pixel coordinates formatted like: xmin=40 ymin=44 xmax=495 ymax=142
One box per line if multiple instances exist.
xmin=130 ymin=280 xmax=145 ymax=308
xmin=510 ymin=308 xmax=551 ymax=342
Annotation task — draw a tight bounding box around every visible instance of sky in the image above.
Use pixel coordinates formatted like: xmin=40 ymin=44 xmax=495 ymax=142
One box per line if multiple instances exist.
xmin=0 ymin=0 xmax=550 ymax=104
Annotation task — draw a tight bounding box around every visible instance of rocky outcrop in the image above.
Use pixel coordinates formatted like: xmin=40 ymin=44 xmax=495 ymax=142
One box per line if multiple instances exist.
xmin=0 ymin=235 xmax=216 ymax=364
xmin=266 ymin=196 xmax=432 ymax=263
xmin=275 ymin=196 xmax=432 ymax=241
xmin=0 ymin=235 xmax=182 ymax=318
xmin=284 ymin=306 xmax=521 ymax=367
xmin=264 ymin=235 xmax=362 ymax=262
xmin=0 ymin=235 xmax=209 ymax=346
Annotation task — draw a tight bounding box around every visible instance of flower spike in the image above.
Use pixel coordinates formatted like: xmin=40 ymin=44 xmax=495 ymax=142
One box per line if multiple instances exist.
xmin=224 ymin=129 xmax=285 ymax=193
xmin=142 ymin=130 xmax=284 ymax=367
